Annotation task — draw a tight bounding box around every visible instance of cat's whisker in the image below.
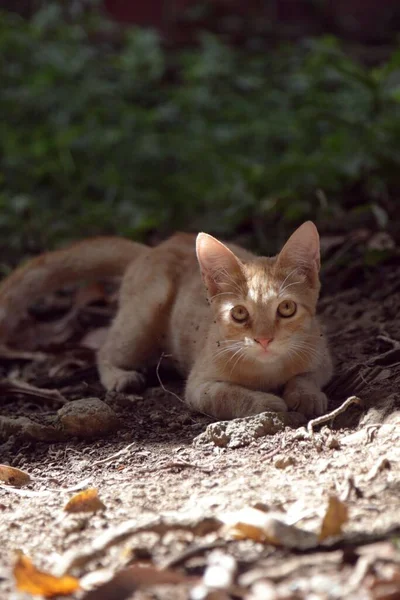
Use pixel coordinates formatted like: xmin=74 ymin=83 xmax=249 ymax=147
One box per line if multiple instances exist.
xmin=288 ymin=345 xmax=319 ymax=363
xmin=216 ymin=267 xmax=244 ymax=296
xmin=214 ymin=341 xmax=244 ymax=361
xmin=226 ymin=346 xmax=245 ymax=371
xmin=278 ymin=267 xmax=301 ymax=296
xmin=209 ymin=291 xmax=235 ymax=301
xmin=229 ymin=348 xmax=246 ymax=374
xmin=278 ymin=280 xmax=302 ymax=296
xmin=214 ymin=346 xmax=242 ymax=360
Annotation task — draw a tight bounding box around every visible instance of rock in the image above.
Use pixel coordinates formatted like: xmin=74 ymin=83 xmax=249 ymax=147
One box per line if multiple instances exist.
xmin=274 ymin=455 xmax=296 ymax=469
xmin=194 ymin=411 xmax=306 ymax=448
xmin=57 ymin=398 xmax=119 ymax=439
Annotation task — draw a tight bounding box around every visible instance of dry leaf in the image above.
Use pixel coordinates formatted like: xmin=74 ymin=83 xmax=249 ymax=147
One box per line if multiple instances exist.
xmin=319 ymin=495 xmax=348 ymax=541
xmin=64 ymin=488 xmax=106 ymax=513
xmin=0 ymin=464 xmax=31 ymax=487
xmin=13 ymin=552 xmax=80 ymax=598
xmin=222 ymin=507 xmax=317 ymax=549
xmin=82 ymin=565 xmax=194 ymax=600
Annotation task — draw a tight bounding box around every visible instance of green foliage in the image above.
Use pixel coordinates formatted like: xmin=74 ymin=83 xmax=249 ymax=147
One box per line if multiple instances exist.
xmin=1 ymin=5 xmax=400 ymax=256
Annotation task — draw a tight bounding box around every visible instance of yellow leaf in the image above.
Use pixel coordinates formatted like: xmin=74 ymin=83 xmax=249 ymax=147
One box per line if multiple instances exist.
xmin=13 ymin=552 xmax=80 ymax=598
xmin=319 ymin=495 xmax=348 ymax=541
xmin=0 ymin=464 xmax=31 ymax=487
xmin=64 ymin=488 xmax=106 ymax=513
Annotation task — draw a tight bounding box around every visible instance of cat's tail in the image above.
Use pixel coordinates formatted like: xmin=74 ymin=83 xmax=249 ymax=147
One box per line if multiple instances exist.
xmin=0 ymin=236 xmax=146 ymax=343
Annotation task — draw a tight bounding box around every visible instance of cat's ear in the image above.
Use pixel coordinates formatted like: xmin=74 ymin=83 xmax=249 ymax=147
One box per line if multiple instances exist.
xmin=277 ymin=221 xmax=320 ymax=273
xmin=196 ymin=233 xmax=244 ymax=298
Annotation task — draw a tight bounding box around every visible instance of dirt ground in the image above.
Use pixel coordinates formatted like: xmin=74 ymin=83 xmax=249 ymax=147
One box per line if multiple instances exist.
xmin=0 ymin=240 xmax=399 ymax=600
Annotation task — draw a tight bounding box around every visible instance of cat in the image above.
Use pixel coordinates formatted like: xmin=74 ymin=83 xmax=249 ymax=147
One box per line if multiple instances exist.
xmin=0 ymin=221 xmax=332 ymax=419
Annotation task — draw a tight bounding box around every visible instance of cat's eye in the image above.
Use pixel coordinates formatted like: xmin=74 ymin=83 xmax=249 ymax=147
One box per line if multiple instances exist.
xmin=230 ymin=305 xmax=249 ymax=323
xmin=277 ymin=300 xmax=297 ymax=318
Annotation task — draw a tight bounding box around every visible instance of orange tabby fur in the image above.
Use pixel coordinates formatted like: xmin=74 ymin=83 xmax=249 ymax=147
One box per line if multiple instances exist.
xmin=0 ymin=222 xmax=332 ymax=419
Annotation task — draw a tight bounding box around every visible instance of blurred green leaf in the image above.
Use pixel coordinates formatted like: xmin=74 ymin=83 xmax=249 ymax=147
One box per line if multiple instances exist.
xmin=0 ymin=5 xmax=399 ymax=258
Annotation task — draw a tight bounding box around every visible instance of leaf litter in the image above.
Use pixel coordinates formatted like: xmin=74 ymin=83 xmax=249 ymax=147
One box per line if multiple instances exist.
xmin=1 ymin=242 xmax=400 ymax=598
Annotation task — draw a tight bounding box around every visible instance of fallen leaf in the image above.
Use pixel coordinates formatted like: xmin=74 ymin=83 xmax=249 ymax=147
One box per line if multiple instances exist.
xmin=13 ymin=552 xmax=80 ymax=598
xmin=0 ymin=464 xmax=31 ymax=487
xmin=64 ymin=488 xmax=106 ymax=513
xmin=222 ymin=507 xmax=317 ymax=549
xmin=319 ymin=495 xmax=348 ymax=541
xmin=82 ymin=565 xmax=194 ymax=600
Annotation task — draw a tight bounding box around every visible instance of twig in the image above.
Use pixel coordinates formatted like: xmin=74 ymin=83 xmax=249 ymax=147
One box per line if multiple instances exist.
xmin=155 ymin=353 xmax=212 ymax=419
xmin=0 ymin=344 xmax=47 ymax=362
xmin=163 ymin=540 xmax=225 ymax=569
xmin=156 ymin=460 xmax=212 ymax=473
xmin=91 ymin=442 xmax=137 ymax=466
xmin=376 ymin=334 xmax=400 ymax=349
xmin=155 ymin=353 xmax=185 ymax=405
xmin=307 ymin=396 xmax=362 ymax=436
xmin=56 ymin=515 xmax=223 ymax=575
xmin=0 ymin=378 xmax=67 ymax=404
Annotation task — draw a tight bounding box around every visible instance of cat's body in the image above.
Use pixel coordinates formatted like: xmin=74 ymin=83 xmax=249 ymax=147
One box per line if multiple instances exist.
xmin=0 ymin=222 xmax=332 ymax=419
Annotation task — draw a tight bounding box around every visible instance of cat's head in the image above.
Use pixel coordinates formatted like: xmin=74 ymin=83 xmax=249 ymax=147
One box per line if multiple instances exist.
xmin=196 ymin=222 xmax=321 ymax=367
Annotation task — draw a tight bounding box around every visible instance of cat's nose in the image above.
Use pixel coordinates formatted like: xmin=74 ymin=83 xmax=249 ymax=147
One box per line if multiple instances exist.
xmin=254 ymin=338 xmax=272 ymax=351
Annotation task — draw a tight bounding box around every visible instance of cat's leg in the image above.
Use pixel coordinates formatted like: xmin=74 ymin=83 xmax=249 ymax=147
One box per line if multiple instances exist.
xmin=97 ymin=303 xmax=148 ymax=392
xmin=282 ymin=374 xmax=328 ymax=417
xmin=185 ymin=373 xmax=287 ymax=419
xmin=283 ymin=345 xmax=333 ymax=417
xmin=97 ymin=257 xmax=173 ymax=393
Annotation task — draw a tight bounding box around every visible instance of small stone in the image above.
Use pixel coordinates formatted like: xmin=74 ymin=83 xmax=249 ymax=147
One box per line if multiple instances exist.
xmin=57 ymin=398 xmax=119 ymax=439
xmin=274 ymin=455 xmax=296 ymax=469
xmin=326 ymin=435 xmax=340 ymax=449
xmin=195 ymin=411 xmax=306 ymax=448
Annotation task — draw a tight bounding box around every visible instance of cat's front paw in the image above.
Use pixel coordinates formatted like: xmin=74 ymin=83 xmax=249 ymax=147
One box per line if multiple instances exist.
xmin=283 ymin=385 xmax=327 ymax=417
xmin=250 ymin=393 xmax=288 ymax=415
xmin=100 ymin=364 xmax=146 ymax=393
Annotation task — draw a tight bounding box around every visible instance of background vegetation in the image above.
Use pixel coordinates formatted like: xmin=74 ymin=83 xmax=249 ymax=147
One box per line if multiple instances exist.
xmin=1 ymin=3 xmax=399 ymax=262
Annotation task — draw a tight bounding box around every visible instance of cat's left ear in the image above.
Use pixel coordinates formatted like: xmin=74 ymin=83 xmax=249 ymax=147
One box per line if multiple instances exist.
xmin=196 ymin=233 xmax=244 ymax=298
xmin=277 ymin=221 xmax=320 ymax=273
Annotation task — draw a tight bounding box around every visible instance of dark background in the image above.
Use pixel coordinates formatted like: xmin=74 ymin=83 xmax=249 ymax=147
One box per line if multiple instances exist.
xmin=1 ymin=0 xmax=399 ymax=266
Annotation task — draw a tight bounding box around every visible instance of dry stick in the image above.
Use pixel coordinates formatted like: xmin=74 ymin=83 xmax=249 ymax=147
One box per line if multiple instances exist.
xmin=153 ymin=460 xmax=212 ymax=473
xmin=91 ymin=442 xmax=137 ymax=466
xmin=307 ymin=396 xmax=362 ymax=436
xmin=155 ymin=353 xmax=186 ymax=405
xmin=57 ymin=515 xmax=223 ymax=575
xmin=155 ymin=353 xmax=213 ymax=419
xmin=0 ymin=344 xmax=47 ymax=362
xmin=376 ymin=334 xmax=400 ymax=349
xmin=0 ymin=378 xmax=67 ymax=404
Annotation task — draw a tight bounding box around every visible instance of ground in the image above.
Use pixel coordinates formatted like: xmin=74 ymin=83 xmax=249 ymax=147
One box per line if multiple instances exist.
xmin=0 ymin=234 xmax=399 ymax=600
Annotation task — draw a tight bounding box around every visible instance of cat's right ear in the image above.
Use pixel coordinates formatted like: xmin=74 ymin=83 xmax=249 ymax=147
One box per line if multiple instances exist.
xmin=196 ymin=233 xmax=244 ymax=298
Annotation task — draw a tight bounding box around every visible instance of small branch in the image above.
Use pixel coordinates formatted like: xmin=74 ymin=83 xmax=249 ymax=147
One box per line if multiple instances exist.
xmin=0 ymin=378 xmax=67 ymax=405
xmin=57 ymin=515 xmax=223 ymax=575
xmin=151 ymin=460 xmax=213 ymax=474
xmin=377 ymin=334 xmax=400 ymax=349
xmin=91 ymin=442 xmax=137 ymax=466
xmin=155 ymin=353 xmax=185 ymax=405
xmin=307 ymin=396 xmax=362 ymax=436
xmin=0 ymin=344 xmax=47 ymax=362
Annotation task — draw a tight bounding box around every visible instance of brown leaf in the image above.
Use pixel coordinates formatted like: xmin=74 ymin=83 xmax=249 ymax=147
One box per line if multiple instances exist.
xmin=319 ymin=495 xmax=348 ymax=541
xmin=222 ymin=508 xmax=317 ymax=549
xmin=82 ymin=565 xmax=194 ymax=600
xmin=64 ymin=488 xmax=106 ymax=513
xmin=13 ymin=552 xmax=80 ymax=598
xmin=0 ymin=464 xmax=31 ymax=487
